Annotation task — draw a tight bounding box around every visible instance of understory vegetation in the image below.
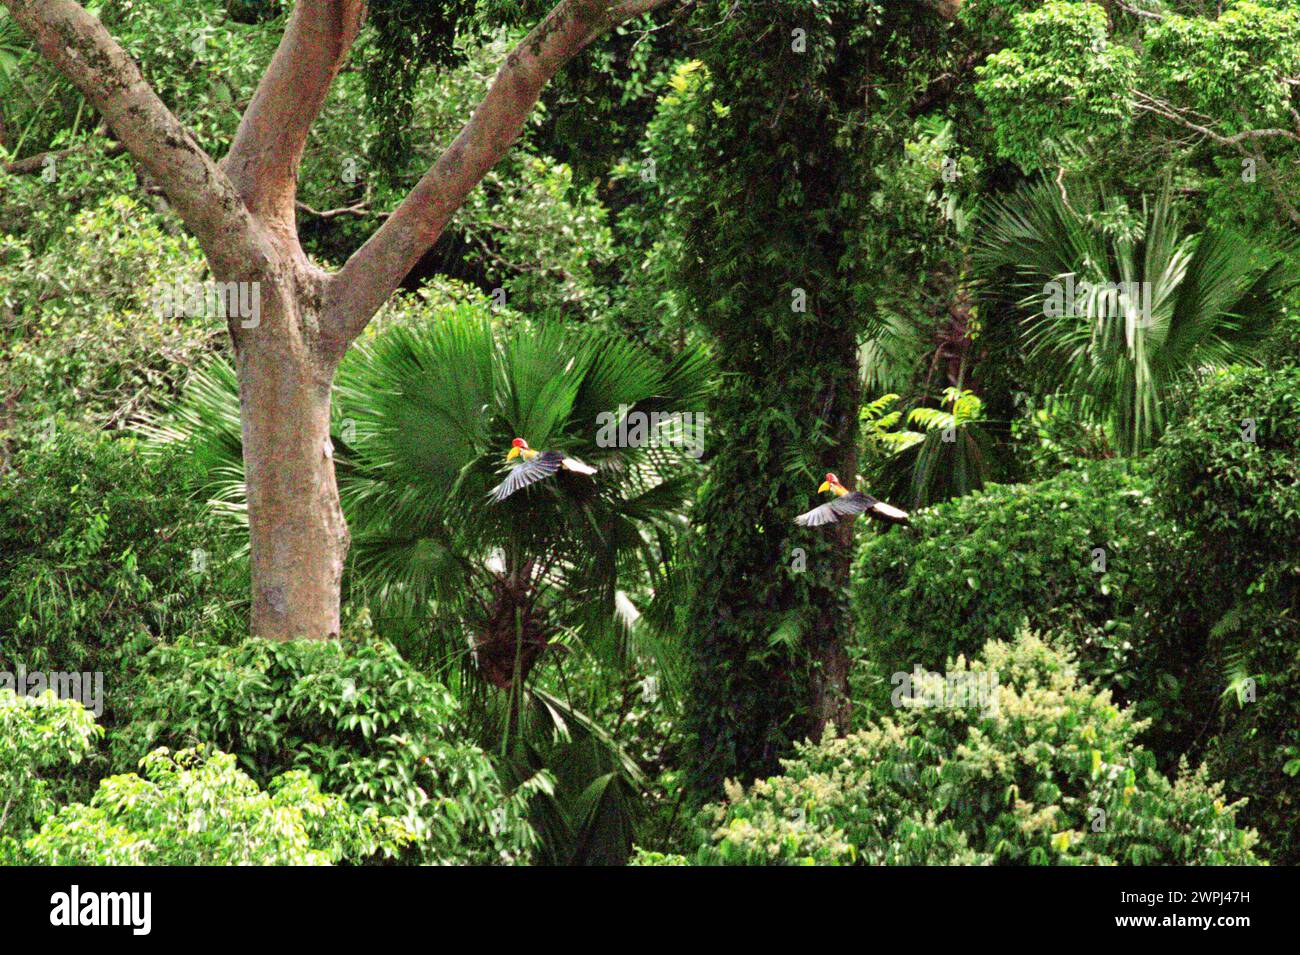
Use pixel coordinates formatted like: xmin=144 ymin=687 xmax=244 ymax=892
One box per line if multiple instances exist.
xmin=1 ymin=0 xmax=1296 ymax=866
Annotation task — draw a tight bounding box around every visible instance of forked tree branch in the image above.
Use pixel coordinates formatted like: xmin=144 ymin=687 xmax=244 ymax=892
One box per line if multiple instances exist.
xmin=1132 ymin=90 xmax=1300 ymax=146
xmin=222 ymin=0 xmax=366 ymax=238
xmin=1 ymin=0 xmax=272 ymax=279
xmin=323 ymin=0 xmax=673 ymax=350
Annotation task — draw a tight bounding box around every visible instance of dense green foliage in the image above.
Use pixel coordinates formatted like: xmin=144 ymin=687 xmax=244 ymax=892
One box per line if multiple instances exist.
xmin=851 ymin=365 xmax=1300 ymax=862
xmin=976 ymin=2 xmax=1138 ymax=172
xmin=116 ymin=636 xmax=539 ymax=864
xmin=361 ymin=0 xmax=476 ymax=176
xmin=851 ymin=461 xmax=1158 ymax=710
xmin=640 ymin=633 xmax=1261 ymax=866
xmin=28 ymin=746 xmax=405 ymax=865
xmin=0 ymin=690 xmax=101 ymax=864
xmin=0 ymin=431 xmax=242 ymax=704
xmin=0 ymin=194 xmax=214 ymax=434
xmin=1146 ymin=365 xmax=1300 ymax=863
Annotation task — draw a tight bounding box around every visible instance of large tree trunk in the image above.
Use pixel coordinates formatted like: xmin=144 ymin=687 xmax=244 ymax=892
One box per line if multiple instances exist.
xmin=236 ymin=297 xmax=348 ymax=639
xmin=808 ymin=629 xmax=852 ymax=738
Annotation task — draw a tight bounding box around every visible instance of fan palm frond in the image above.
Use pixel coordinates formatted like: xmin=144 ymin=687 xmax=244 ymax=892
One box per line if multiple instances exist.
xmin=974 ymin=178 xmax=1297 ymax=454
xmin=0 ymin=10 xmax=31 ymax=81
xmin=146 ymin=309 xmax=712 ymax=865
xmin=146 ymin=309 xmax=712 ymax=686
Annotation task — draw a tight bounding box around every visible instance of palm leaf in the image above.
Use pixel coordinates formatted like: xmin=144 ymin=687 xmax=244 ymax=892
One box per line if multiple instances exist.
xmin=974 ymin=176 xmax=1295 ymax=453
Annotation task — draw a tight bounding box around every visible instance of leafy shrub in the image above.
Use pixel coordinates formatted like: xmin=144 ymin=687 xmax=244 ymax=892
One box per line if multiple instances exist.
xmin=26 ymin=747 xmax=404 ymax=866
xmin=1146 ymin=365 xmax=1300 ymax=863
xmin=0 ymin=430 xmax=243 ymax=711
xmin=852 ymin=366 xmax=1300 ymax=864
xmin=851 ymin=461 xmax=1161 ymax=713
xmin=117 ymin=635 xmax=540 ymax=865
xmin=1009 ymin=395 xmax=1115 ymax=482
xmin=628 ymin=849 xmax=688 ymax=866
xmin=1152 ymin=366 xmax=1299 ymax=580
xmin=650 ymin=633 xmax=1260 ymax=866
xmin=975 ymin=2 xmax=1137 ymax=172
xmin=0 ymin=195 xmax=217 ymax=434
xmin=0 ymin=690 xmax=101 ymax=864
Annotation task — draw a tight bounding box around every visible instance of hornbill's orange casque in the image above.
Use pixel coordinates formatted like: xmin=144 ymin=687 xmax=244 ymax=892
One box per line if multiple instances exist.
xmin=488 ymin=438 xmax=597 ymax=502
xmin=794 ymin=473 xmax=910 ymax=527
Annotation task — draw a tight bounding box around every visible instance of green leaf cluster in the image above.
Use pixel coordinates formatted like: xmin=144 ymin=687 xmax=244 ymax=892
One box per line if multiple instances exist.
xmin=115 ymin=636 xmax=541 ymax=865
xmin=26 ymin=746 xmax=406 ymax=866
xmin=646 ymin=632 xmax=1261 ymax=866
xmin=0 ymin=689 xmax=101 ymax=864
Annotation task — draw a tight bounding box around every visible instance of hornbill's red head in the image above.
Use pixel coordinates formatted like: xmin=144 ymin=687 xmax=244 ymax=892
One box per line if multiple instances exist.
xmin=818 ymin=472 xmax=844 ymax=494
xmin=507 ymin=437 xmax=530 ymax=461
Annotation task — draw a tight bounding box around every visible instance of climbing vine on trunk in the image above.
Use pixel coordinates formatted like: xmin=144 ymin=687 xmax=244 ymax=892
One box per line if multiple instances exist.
xmin=675 ymin=0 xmax=958 ymax=792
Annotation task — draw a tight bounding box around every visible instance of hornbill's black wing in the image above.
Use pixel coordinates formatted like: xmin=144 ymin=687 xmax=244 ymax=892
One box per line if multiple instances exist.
xmin=793 ymin=500 xmax=838 ymax=526
xmin=794 ymin=492 xmax=910 ymax=527
xmin=488 ymin=451 xmax=564 ymax=502
xmin=795 ymin=491 xmax=870 ymax=526
xmin=863 ymin=496 xmax=910 ymax=525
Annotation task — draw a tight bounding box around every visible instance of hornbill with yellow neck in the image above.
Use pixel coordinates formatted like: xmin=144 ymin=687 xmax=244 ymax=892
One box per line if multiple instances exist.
xmin=488 ymin=438 xmax=597 ymax=502
xmin=794 ymin=473 xmax=910 ymax=527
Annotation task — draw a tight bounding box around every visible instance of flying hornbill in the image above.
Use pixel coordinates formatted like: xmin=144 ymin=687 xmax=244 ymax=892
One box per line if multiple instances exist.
xmin=488 ymin=438 xmax=596 ymax=502
xmin=794 ymin=473 xmax=910 ymax=527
